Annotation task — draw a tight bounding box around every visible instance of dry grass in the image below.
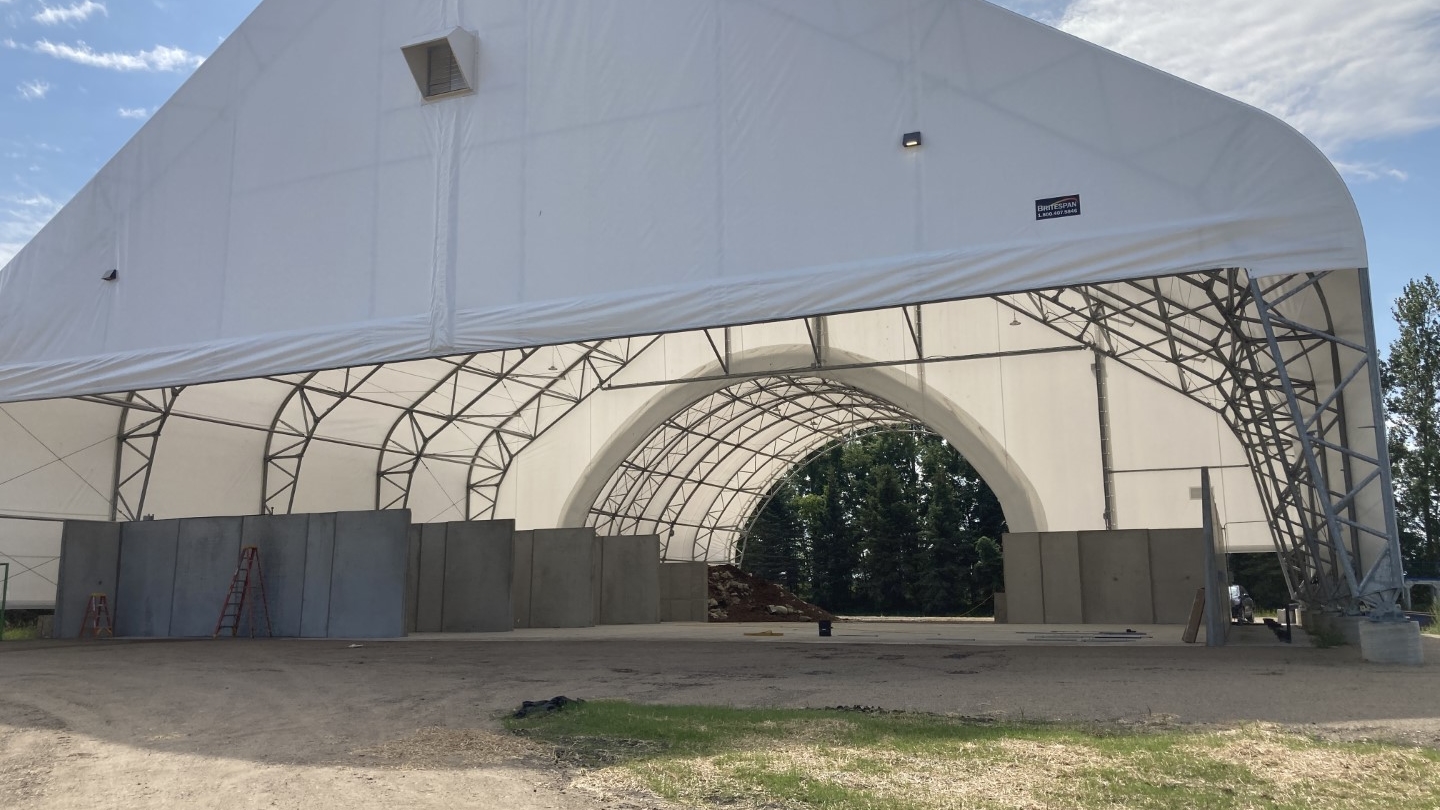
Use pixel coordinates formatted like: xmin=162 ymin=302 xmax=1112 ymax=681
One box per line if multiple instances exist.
xmin=512 ymin=702 xmax=1440 ymax=810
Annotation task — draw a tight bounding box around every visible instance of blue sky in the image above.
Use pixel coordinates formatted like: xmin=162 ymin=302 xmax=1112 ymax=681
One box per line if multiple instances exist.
xmin=2 ymin=0 xmax=1438 ymax=348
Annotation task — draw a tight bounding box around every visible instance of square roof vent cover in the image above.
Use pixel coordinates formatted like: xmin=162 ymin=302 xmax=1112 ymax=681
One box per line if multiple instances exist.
xmin=403 ymin=28 xmax=478 ymax=101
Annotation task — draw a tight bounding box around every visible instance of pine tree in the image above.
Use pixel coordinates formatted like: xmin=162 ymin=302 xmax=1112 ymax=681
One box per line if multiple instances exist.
xmin=1385 ymin=275 xmax=1440 ymax=577
xmin=743 ymin=482 xmax=805 ymax=593
xmin=858 ymin=465 xmax=918 ymax=613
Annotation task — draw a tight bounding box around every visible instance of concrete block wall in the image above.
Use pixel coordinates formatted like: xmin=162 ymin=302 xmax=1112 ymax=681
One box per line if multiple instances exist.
xmin=1001 ymin=528 xmax=1204 ymax=625
xmin=56 ymin=511 xmax=411 ymax=639
xmin=660 ymin=562 xmax=709 ymax=622
xmin=406 ymin=519 xmax=516 ymax=633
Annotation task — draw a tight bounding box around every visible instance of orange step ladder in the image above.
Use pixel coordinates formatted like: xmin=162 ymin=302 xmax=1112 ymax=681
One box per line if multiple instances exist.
xmin=213 ymin=546 xmax=273 ymax=638
xmin=79 ymin=592 xmax=114 ymax=638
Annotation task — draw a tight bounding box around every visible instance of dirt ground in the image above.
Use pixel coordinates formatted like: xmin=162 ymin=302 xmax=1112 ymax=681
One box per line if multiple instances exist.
xmin=3 ymin=627 xmax=1438 ymax=809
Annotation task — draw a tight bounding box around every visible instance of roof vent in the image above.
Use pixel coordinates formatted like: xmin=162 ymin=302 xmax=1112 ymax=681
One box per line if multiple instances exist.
xmin=403 ymin=28 xmax=478 ymax=101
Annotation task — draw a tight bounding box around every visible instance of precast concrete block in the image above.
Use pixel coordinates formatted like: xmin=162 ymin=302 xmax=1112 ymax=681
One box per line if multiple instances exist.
xmin=243 ymin=514 xmax=311 ymax=637
xmin=592 ymin=534 xmax=604 ymax=623
xmin=1039 ymin=532 xmax=1083 ymax=623
xmin=327 ymin=510 xmax=410 ymax=638
xmin=415 ymin=523 xmax=447 ymax=632
xmin=1148 ymin=529 xmax=1205 ymax=624
xmin=115 ymin=520 xmax=181 ymax=637
xmin=442 ymin=520 xmax=515 ymax=632
xmin=659 ymin=562 xmax=708 ymax=622
xmin=405 ymin=525 xmax=422 ymax=633
xmin=512 ymin=530 xmax=534 ymax=629
xmin=1360 ymin=619 xmax=1423 ymax=665
xmin=1078 ymin=530 xmax=1155 ymax=625
xmin=528 ymin=528 xmax=595 ymax=628
xmin=1001 ymin=533 xmax=1045 ymax=624
xmin=170 ymin=517 xmax=244 ymax=637
xmin=299 ymin=513 xmax=337 ymax=638
xmin=599 ymin=535 xmax=660 ymax=625
xmin=55 ymin=521 xmax=121 ymax=639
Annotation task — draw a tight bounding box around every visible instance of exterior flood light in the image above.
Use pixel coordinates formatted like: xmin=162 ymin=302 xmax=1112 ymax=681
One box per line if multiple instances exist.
xmin=903 ymin=132 xmax=923 ymax=148
xmin=102 ymin=269 xmax=118 ymax=282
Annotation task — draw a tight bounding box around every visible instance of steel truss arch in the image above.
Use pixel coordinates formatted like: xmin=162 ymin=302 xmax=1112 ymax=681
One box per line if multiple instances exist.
xmin=587 ymin=376 xmax=915 ymax=560
xmin=1000 ymin=270 xmax=1403 ymax=614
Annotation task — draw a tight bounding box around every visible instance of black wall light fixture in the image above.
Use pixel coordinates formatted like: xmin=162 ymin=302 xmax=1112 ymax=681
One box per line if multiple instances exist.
xmin=902 ymin=131 xmax=923 ymax=148
xmin=102 ymin=269 xmax=118 ymax=282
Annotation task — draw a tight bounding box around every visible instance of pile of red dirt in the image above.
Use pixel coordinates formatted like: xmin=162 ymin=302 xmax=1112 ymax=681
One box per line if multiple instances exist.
xmin=708 ymin=564 xmax=836 ymax=623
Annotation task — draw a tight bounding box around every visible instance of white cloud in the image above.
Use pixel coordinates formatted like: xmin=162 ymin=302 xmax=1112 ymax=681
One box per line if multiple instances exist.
xmin=30 ymin=39 xmax=203 ymax=72
xmin=33 ymin=1 xmax=106 ymax=26
xmin=17 ymin=79 xmax=50 ymax=100
xmin=0 ymin=192 xmax=62 ymax=269
xmin=117 ymin=106 xmax=148 ymax=119
xmin=1057 ymin=0 xmax=1440 ymax=157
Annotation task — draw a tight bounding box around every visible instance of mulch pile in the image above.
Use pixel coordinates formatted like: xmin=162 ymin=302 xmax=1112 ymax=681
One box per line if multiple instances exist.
xmin=708 ymin=564 xmax=836 ymax=623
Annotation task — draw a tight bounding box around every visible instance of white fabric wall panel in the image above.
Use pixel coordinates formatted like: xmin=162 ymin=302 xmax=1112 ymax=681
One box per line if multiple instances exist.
xmin=145 ymin=419 xmax=263 ymax=519
xmin=0 ymin=519 xmax=63 ymax=607
xmin=291 ymin=443 xmax=380 ymax=515
xmin=0 ymin=401 xmax=116 ymax=520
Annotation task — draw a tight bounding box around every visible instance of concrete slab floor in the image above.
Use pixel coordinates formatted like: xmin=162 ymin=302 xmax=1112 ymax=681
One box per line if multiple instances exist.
xmin=404 ymin=619 xmax=1300 ymax=648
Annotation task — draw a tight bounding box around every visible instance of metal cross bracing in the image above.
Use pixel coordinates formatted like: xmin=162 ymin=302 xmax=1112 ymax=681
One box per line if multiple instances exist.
xmin=586 ymin=376 xmax=914 ymax=560
xmin=999 ymin=269 xmax=1404 ymax=616
xmin=100 ymin=387 xmax=185 ymax=522
xmin=463 ymin=338 xmax=658 ymax=521
xmin=261 ymin=365 xmax=384 ymax=515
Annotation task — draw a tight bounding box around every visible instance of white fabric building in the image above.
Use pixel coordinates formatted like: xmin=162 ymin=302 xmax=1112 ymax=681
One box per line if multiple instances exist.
xmin=0 ymin=0 xmax=1403 ymax=617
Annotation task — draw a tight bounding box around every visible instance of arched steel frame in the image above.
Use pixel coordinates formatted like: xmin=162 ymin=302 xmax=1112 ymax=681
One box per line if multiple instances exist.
xmin=75 ymin=269 xmax=1404 ymax=615
xmin=586 ymin=376 xmax=916 ymax=560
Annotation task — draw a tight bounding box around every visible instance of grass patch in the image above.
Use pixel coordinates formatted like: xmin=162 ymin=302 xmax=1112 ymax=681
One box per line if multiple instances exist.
xmin=1 ymin=621 xmax=39 ymax=642
xmin=508 ymin=702 xmax=1440 ymax=810
xmin=1426 ymin=604 xmax=1440 ymax=637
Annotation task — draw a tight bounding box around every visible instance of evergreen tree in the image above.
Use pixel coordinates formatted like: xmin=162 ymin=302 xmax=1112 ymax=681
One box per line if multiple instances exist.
xmin=801 ymin=453 xmax=855 ymax=611
xmin=918 ymin=443 xmax=972 ymax=613
xmin=858 ymin=465 xmax=918 ymax=612
xmin=742 ymin=481 xmax=805 ymax=593
xmin=1385 ymin=276 xmax=1440 ymax=577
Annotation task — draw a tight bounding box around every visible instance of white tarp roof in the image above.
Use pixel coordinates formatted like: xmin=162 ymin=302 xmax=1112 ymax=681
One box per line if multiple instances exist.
xmin=0 ymin=0 xmax=1365 ymax=403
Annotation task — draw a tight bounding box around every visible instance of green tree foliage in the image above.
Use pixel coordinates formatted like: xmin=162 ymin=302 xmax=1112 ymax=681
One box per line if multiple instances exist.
xmin=858 ymin=465 xmax=918 ymax=612
xmin=1385 ymin=276 xmax=1440 ymax=577
xmin=741 ymin=429 xmax=1007 ymax=615
xmin=743 ymin=481 xmax=805 ymax=593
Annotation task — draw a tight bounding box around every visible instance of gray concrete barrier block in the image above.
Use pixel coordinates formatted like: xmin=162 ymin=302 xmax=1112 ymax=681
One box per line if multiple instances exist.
xmin=1039 ymin=532 xmax=1083 ymax=623
xmin=512 ymin=530 xmax=534 ymax=629
xmin=116 ymin=520 xmax=181 ymax=637
xmin=592 ymin=534 xmax=604 ymax=623
xmin=299 ymin=513 xmax=337 ymax=638
xmin=1148 ymin=529 xmax=1205 ymax=624
xmin=327 ymin=510 xmax=410 ymax=639
xmin=659 ymin=561 xmax=708 ymax=622
xmin=1001 ymin=533 xmax=1044 ymax=624
xmin=1079 ymin=530 xmax=1155 ymax=625
xmin=243 ymin=514 xmax=311 ymax=638
xmin=170 ymin=517 xmax=244 ymax=637
xmin=55 ymin=521 xmax=121 ymax=639
xmin=529 ymin=528 xmax=595 ymax=628
xmin=442 ymin=520 xmax=515 ymax=633
xmin=415 ymin=523 xmax=447 ymax=632
xmin=405 ymin=525 xmax=422 ymax=633
xmin=599 ymin=535 xmax=660 ymax=625
xmin=1360 ymin=619 xmax=1423 ymax=665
